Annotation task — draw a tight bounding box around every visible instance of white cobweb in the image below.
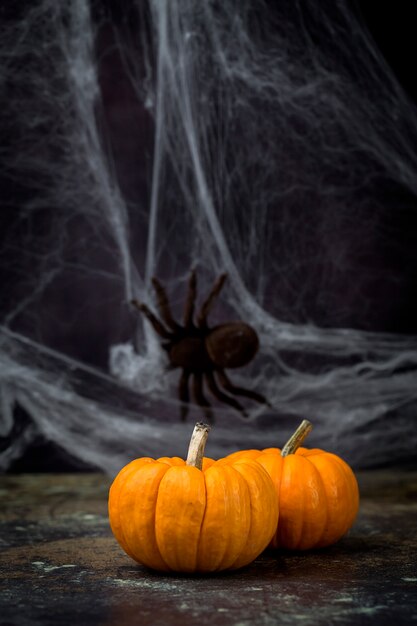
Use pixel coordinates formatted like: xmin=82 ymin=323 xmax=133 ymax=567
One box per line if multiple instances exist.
xmin=1 ymin=0 xmax=417 ymax=473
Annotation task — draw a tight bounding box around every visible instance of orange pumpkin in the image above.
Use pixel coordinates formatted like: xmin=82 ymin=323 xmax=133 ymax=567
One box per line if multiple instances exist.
xmin=219 ymin=420 xmax=359 ymax=550
xmin=108 ymin=422 xmax=278 ymax=573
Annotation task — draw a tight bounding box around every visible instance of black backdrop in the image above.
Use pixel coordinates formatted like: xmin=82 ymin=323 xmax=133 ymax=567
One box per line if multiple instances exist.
xmin=1 ymin=0 xmax=417 ymax=471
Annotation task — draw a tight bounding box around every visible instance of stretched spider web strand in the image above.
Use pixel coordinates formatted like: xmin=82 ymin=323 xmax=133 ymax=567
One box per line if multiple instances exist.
xmin=143 ymin=2 xmax=168 ymax=294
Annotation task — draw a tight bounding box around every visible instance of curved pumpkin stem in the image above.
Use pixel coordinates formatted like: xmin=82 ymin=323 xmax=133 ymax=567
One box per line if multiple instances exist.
xmin=281 ymin=420 xmax=313 ymax=456
xmin=186 ymin=422 xmax=211 ymax=470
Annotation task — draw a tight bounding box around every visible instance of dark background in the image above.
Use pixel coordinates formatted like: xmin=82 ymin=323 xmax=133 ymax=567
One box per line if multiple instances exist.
xmin=2 ymin=0 xmax=417 ymax=472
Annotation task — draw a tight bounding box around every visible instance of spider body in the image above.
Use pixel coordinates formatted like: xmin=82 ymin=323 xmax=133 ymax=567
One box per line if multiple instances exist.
xmin=205 ymin=322 xmax=259 ymax=369
xmin=132 ymin=270 xmax=268 ymax=420
xmin=164 ymin=322 xmax=258 ymax=372
xmin=167 ymin=333 xmax=210 ymax=371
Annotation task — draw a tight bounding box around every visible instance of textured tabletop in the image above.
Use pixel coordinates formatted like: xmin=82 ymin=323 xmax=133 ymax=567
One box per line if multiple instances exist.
xmin=1 ymin=471 xmax=416 ymax=626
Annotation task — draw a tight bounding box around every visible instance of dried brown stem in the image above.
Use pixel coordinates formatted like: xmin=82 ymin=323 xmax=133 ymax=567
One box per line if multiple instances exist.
xmin=281 ymin=420 xmax=313 ymax=456
xmin=186 ymin=422 xmax=211 ymax=470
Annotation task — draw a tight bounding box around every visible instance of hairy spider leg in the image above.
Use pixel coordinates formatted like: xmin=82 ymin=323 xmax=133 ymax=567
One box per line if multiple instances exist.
xmin=196 ymin=272 xmax=227 ymax=328
xmin=205 ymin=371 xmax=248 ymax=417
xmin=193 ymin=372 xmax=214 ymax=422
xmin=131 ymin=300 xmax=171 ymax=339
xmin=216 ymin=370 xmax=271 ymax=407
xmin=183 ymin=269 xmax=197 ymax=328
xmin=179 ymin=369 xmax=191 ymax=421
xmin=151 ymin=277 xmax=180 ymax=331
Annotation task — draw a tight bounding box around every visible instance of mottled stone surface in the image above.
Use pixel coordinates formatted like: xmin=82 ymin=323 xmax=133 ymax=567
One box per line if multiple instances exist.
xmin=0 ymin=471 xmax=416 ymax=625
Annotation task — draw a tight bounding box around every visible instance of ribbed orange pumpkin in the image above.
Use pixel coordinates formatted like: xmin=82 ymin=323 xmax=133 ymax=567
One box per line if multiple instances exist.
xmin=108 ymin=423 xmax=278 ymax=573
xmin=219 ymin=420 xmax=359 ymax=550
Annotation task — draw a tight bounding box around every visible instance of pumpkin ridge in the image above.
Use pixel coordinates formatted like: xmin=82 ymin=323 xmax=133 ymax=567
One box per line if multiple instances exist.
xmin=289 ymin=457 xmax=305 ymax=550
xmin=196 ymin=465 xmax=232 ymax=571
xmin=125 ymin=461 xmax=172 ymax=571
xmin=305 ymin=455 xmax=329 ymax=547
xmin=307 ymin=452 xmax=357 ymax=547
xmin=151 ymin=464 xmax=182 ymax=571
xmin=194 ymin=469 xmax=210 ymax=571
xmin=277 ymin=456 xmax=293 ymax=548
xmin=326 ymin=453 xmax=359 ymax=532
xmin=227 ymin=463 xmax=256 ymax=569
xmin=113 ymin=468 xmax=142 ymax=563
xmin=299 ymin=470 xmax=307 ymax=550
xmin=256 ymin=451 xmax=284 ymax=550
xmin=155 ymin=465 xmax=207 ymax=572
xmin=273 ymin=455 xmax=284 ymax=548
xmin=297 ymin=456 xmax=330 ymax=549
xmin=278 ymin=455 xmax=311 ymax=549
xmin=144 ymin=461 xmax=174 ymax=571
xmin=214 ymin=465 xmax=252 ymax=571
xmin=227 ymin=460 xmax=277 ymax=569
xmin=109 ymin=459 xmax=152 ymax=560
xmin=193 ymin=471 xmax=208 ymax=572
xmin=326 ymin=454 xmax=354 ymax=538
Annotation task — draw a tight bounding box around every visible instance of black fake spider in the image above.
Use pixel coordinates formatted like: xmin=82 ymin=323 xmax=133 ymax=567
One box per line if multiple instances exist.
xmin=132 ymin=270 xmax=269 ymax=421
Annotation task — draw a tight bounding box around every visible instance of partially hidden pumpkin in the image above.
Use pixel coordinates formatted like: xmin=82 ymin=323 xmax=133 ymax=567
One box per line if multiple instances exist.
xmin=108 ymin=422 xmax=278 ymax=573
xmin=218 ymin=420 xmax=359 ymax=550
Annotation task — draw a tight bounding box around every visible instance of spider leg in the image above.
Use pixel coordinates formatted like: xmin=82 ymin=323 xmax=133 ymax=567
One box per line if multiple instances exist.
xmin=192 ymin=372 xmax=214 ymax=422
xmin=151 ymin=277 xmax=180 ymax=331
xmin=183 ymin=268 xmax=197 ymax=328
xmin=196 ymin=272 xmax=227 ymax=328
xmin=216 ymin=369 xmax=272 ymax=407
xmin=179 ymin=369 xmax=191 ymax=421
xmin=131 ymin=300 xmax=171 ymax=339
xmin=205 ymin=371 xmax=248 ymax=417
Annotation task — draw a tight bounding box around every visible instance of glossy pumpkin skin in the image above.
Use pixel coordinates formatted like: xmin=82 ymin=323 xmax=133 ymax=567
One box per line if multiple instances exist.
xmin=108 ymin=454 xmax=278 ymax=573
xmin=219 ymin=447 xmax=359 ymax=550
